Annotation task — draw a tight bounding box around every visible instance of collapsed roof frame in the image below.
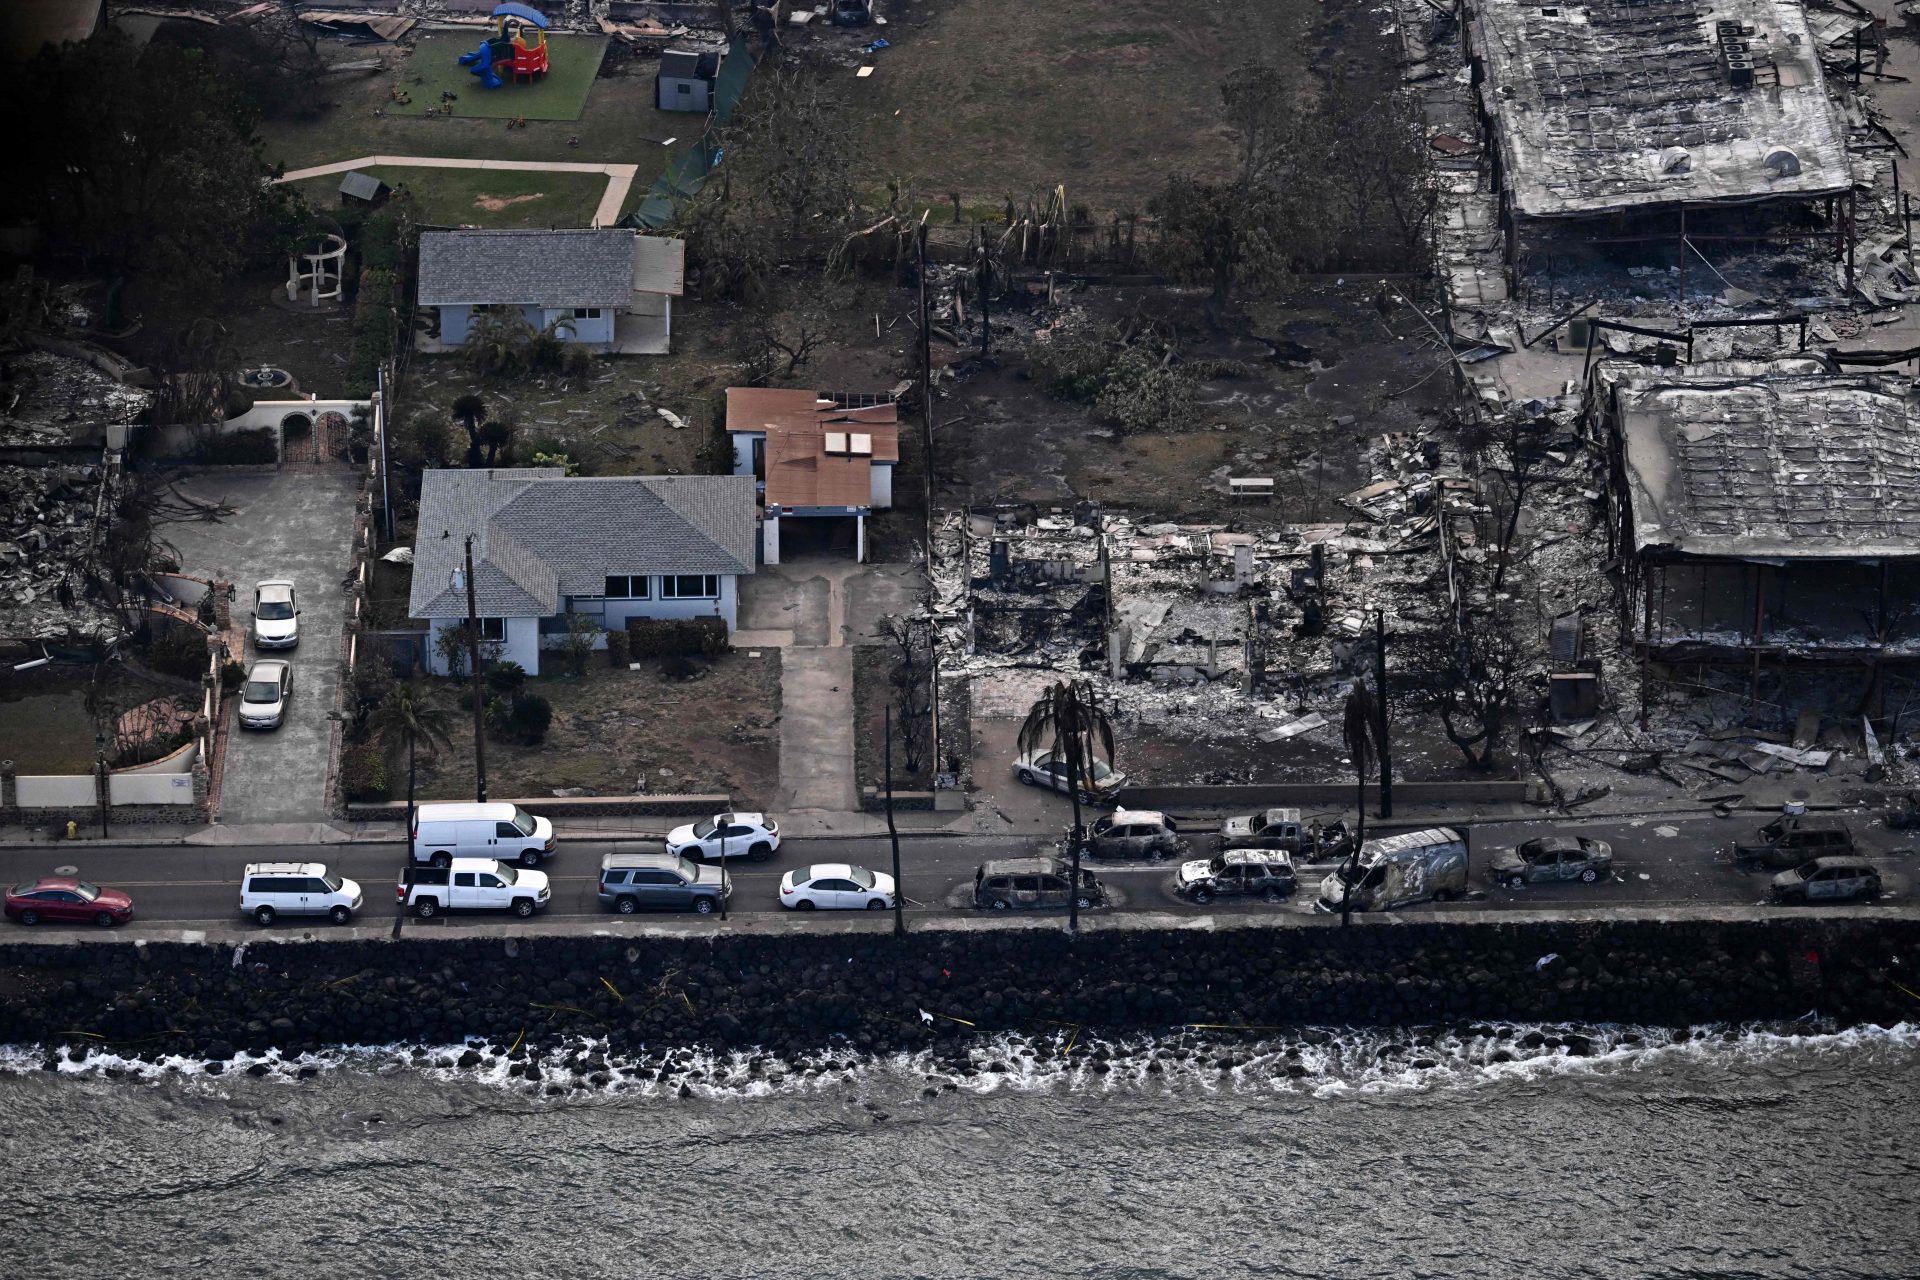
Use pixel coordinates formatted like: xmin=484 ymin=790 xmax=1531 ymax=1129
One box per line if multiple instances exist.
xmin=1462 ymin=0 xmax=1859 ymax=296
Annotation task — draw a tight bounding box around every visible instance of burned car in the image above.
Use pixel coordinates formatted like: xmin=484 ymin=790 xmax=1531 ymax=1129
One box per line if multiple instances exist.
xmin=1770 ymin=856 xmax=1881 ymax=905
xmin=1489 ymin=836 xmax=1613 ymax=888
xmin=1216 ymin=807 xmax=1309 ymax=853
xmin=1173 ymin=850 xmax=1297 ymax=904
xmin=1728 ymin=815 xmax=1854 ymax=871
xmin=1083 ymin=809 xmax=1184 ymax=861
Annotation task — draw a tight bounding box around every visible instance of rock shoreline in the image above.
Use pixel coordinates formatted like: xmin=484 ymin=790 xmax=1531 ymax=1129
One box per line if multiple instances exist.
xmin=2 ymin=917 xmax=1915 ymax=1063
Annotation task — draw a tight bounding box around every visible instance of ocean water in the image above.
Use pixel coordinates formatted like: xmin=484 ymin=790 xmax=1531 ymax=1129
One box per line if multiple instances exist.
xmin=1 ymin=1024 xmax=1916 ymax=1279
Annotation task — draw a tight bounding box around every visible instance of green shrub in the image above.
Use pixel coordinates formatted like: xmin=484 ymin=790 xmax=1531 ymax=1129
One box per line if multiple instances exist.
xmin=606 ymin=630 xmax=631 ymax=669
xmin=485 ymin=660 xmax=527 ymax=700
xmin=201 ymin=428 xmax=277 ymax=465
xmin=508 ymin=692 xmax=552 ymax=744
xmin=626 ymin=616 xmax=730 ymax=659
xmin=341 ymin=743 xmax=390 ymax=801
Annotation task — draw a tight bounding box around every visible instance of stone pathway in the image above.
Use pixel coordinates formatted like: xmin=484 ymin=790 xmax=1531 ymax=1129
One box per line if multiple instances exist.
xmin=273 ymin=154 xmax=640 ymax=227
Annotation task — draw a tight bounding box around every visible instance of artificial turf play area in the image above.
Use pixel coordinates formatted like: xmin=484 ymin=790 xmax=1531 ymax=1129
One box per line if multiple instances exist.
xmin=387 ymin=30 xmax=607 ymax=122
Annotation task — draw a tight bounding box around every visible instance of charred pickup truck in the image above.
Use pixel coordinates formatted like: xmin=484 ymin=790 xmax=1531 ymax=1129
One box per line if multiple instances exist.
xmin=1725 ymin=815 xmax=1855 ymax=871
xmin=1215 ymin=808 xmax=1354 ymax=861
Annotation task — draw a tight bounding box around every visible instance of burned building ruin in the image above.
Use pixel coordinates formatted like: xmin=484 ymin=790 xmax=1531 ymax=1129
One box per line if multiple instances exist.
xmin=1597 ymin=357 xmax=1920 ymax=692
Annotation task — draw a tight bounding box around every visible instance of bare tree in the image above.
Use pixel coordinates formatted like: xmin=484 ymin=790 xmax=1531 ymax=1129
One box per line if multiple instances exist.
xmin=1479 ymin=413 xmax=1548 ymax=595
xmin=1404 ymin=602 xmax=1522 ymax=772
xmin=876 ymin=613 xmax=933 ymax=774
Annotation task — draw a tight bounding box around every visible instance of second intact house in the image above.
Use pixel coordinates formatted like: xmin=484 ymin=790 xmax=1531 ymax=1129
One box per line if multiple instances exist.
xmin=408 ymin=468 xmax=758 ymax=676
xmin=417 ymin=228 xmax=686 ymax=355
xmin=725 ymin=388 xmax=900 ymax=563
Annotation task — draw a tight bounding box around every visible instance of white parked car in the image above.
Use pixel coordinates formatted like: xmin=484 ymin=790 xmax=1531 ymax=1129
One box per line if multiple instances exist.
xmin=252 ymin=579 xmax=300 ymax=650
xmin=1012 ymin=750 xmax=1125 ymax=804
xmin=667 ymin=812 xmax=780 ymax=862
xmin=238 ymin=659 xmax=292 ymax=729
xmin=779 ymin=863 xmax=896 ymax=911
xmin=239 ymin=862 xmax=361 ymax=926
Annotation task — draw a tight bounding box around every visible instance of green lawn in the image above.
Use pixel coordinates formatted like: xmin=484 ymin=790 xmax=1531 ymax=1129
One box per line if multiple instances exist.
xmin=386 ymin=33 xmax=607 ymax=121
xmin=294 ymin=166 xmax=610 ymax=229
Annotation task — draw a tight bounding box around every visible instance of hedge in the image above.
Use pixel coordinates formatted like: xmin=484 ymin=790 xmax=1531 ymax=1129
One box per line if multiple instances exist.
xmin=626 ymin=616 xmax=730 ymax=659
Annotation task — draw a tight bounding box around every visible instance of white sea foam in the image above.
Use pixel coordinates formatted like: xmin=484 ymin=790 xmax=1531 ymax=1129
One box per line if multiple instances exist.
xmin=4 ymin=1021 xmax=1916 ymax=1101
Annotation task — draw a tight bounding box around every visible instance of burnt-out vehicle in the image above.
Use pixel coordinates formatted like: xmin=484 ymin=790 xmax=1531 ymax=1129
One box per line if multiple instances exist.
xmin=1727 ymin=816 xmax=1854 ymax=871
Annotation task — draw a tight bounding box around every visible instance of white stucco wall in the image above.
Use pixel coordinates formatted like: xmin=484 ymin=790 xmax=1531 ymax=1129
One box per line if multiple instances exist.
xmin=425 ymin=615 xmax=542 ymax=676
xmin=871 ymin=462 xmax=894 ymax=509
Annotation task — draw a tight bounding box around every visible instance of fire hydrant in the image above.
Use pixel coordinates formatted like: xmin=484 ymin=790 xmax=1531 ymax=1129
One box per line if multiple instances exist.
xmin=66 ymin=820 xmax=78 ymax=840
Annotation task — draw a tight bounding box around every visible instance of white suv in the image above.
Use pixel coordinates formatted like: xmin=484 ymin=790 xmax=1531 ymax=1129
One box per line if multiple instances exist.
xmin=239 ymin=862 xmax=362 ymax=926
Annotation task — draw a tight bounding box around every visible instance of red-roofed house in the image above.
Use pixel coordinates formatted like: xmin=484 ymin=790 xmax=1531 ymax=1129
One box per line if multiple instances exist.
xmin=725 ymin=388 xmax=900 ymax=563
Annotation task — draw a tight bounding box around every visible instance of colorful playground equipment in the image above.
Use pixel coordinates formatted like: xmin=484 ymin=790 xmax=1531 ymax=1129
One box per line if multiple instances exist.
xmin=458 ymin=3 xmax=550 ymax=91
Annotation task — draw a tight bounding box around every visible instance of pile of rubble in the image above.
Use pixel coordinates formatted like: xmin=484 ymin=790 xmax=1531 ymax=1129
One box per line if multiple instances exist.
xmin=0 ymin=350 xmax=149 ymax=450
xmin=0 ymin=463 xmax=121 ymax=645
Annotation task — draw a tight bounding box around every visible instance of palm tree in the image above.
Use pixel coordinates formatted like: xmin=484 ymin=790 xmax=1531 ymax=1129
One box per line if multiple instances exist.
xmin=1339 ymin=683 xmax=1378 ymax=927
xmin=451 ymin=393 xmax=488 ymax=468
xmin=1017 ymin=679 xmax=1116 ymax=932
xmin=368 ymin=683 xmax=455 ymax=930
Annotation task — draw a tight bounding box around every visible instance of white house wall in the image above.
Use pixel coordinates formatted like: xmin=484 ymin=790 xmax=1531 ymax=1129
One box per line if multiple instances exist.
xmin=426 ymin=614 xmax=542 ymax=677
xmin=871 ymin=462 xmax=893 ymax=510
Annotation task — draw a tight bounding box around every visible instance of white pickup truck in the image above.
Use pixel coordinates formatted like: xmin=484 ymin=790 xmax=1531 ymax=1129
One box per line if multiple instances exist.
xmin=398 ymin=858 xmax=551 ymax=919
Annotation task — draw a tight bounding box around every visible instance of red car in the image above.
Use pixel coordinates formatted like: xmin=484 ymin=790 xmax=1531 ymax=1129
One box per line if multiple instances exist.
xmin=4 ymin=877 xmax=134 ymax=928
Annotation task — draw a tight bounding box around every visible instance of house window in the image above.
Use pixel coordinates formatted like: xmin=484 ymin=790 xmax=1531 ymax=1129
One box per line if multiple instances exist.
xmin=477 ymin=617 xmax=507 ymax=642
xmin=605 ymin=576 xmax=652 ymax=600
xmin=662 ymin=574 xmax=719 ymax=600
xmin=677 ymin=83 xmax=691 ymax=94
xmin=574 ymin=308 xmax=603 ymax=320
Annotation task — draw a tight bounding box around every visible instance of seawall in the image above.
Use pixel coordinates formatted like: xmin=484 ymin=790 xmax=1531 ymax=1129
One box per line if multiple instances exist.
xmin=3 ymin=913 xmax=1916 ymax=1063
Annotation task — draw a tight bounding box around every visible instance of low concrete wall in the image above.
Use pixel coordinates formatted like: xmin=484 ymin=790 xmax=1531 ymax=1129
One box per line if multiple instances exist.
xmin=114 ymin=739 xmax=198 ymax=777
xmin=861 ymin=787 xmax=936 ymax=813
xmin=109 ymin=773 xmax=197 ymax=805
xmin=345 ymin=793 xmax=730 ymax=822
xmin=16 ymin=776 xmax=97 ymax=808
xmin=1118 ymin=781 xmax=1537 ymax=810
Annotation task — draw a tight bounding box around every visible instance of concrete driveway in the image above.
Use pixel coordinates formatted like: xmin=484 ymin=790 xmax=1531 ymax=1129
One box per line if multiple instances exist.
xmin=164 ymin=469 xmax=360 ymax=824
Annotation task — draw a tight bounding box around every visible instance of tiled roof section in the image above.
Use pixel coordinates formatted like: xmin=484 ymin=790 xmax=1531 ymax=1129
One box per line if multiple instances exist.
xmin=490 ymin=475 xmax=756 ymax=593
xmin=1468 ymin=0 xmax=1850 ymax=218
xmin=409 ymin=468 xmax=565 ymax=617
xmin=417 ymin=229 xmax=639 ymax=309
xmin=1607 ymin=360 xmax=1920 ymax=558
xmin=409 ymin=470 xmax=756 ymax=618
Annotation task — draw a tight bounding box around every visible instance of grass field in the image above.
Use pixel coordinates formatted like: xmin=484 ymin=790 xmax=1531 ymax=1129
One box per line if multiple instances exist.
xmin=385 ymin=33 xmax=607 ymax=121
xmin=852 ymin=0 xmax=1320 ymax=212
xmin=292 ymin=167 xmax=610 ymax=229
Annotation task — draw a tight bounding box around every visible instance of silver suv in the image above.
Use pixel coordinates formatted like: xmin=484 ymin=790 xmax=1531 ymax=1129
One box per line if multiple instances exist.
xmin=597 ymin=851 xmax=731 ymax=915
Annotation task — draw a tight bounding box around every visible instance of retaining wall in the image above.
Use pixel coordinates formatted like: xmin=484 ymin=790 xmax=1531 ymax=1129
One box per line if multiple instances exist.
xmin=3 ymin=913 xmax=1914 ymax=1062
xmin=345 ymin=793 xmax=731 ymax=823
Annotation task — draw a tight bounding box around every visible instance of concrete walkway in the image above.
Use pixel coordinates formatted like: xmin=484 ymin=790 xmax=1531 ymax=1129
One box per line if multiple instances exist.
xmin=274 ymin=154 xmax=640 ymax=227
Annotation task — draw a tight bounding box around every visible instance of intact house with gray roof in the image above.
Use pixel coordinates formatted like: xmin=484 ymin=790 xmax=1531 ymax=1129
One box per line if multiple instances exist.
xmin=416 ymin=228 xmax=686 ymax=356
xmin=408 ymin=468 xmax=757 ymax=676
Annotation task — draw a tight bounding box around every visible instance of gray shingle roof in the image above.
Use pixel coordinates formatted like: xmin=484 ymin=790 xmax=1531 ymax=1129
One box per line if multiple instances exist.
xmin=339 ymin=170 xmax=387 ymax=201
xmin=417 ymin=229 xmax=639 ymax=310
xmin=409 ymin=469 xmax=757 ymax=618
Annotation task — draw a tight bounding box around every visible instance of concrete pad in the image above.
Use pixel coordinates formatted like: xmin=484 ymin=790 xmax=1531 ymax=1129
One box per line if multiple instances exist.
xmin=165 ymin=469 xmax=360 ymax=824
xmin=844 ymin=564 xmax=927 ymax=644
xmin=775 ymin=647 xmax=856 ymax=812
xmin=739 ymin=567 xmax=831 ymax=646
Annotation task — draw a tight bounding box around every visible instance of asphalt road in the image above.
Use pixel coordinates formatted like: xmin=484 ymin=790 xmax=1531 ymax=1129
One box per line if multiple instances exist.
xmin=1 ymin=810 xmax=1914 ymax=932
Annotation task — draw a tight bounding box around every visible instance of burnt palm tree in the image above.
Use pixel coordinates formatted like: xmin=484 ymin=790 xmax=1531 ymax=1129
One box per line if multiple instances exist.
xmin=1339 ymin=683 xmax=1378 ymax=927
xmin=451 ymin=393 xmax=488 ymax=468
xmin=1017 ymin=679 xmax=1116 ymax=932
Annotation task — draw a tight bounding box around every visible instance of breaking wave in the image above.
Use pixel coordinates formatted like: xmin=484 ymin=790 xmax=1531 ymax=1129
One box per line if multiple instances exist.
xmin=5 ymin=1020 xmax=1914 ymax=1101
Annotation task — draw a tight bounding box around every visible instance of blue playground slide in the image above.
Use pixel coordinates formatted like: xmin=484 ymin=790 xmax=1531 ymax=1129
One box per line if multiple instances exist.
xmin=459 ymin=41 xmax=506 ymax=89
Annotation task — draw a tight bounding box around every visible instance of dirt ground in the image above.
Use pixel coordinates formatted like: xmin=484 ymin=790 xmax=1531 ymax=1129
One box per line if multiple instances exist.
xmin=850 ymin=0 xmax=1319 ymax=211
xmin=412 ymin=650 xmax=781 ymax=805
xmin=935 ymin=279 xmax=1458 ymax=520
xmin=852 ymin=643 xmax=934 ymax=795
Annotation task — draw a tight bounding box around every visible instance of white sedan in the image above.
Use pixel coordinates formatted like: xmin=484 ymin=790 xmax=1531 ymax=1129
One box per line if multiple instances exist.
xmin=666 ymin=812 xmax=781 ymax=862
xmin=779 ymin=864 xmax=897 ymax=911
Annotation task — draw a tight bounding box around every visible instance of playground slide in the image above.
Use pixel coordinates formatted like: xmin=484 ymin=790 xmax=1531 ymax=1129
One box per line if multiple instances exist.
xmin=460 ymin=43 xmax=505 ymax=89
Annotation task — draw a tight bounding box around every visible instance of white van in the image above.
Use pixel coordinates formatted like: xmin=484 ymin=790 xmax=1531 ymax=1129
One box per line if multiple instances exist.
xmin=239 ymin=862 xmax=362 ymax=926
xmin=410 ymin=802 xmax=555 ymax=868
xmin=1317 ymin=827 xmax=1469 ymax=912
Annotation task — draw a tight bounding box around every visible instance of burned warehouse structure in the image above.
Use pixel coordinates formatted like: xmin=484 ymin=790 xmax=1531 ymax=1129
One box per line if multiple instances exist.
xmin=1597 ymin=356 xmax=1920 ymax=694
xmin=1465 ymin=0 xmax=1859 ymax=297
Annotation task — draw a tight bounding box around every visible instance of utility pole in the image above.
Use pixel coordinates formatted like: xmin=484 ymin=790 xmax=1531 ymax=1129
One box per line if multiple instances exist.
xmin=1375 ymin=609 xmax=1392 ymax=819
xmin=376 ymin=366 xmax=394 ymax=542
xmin=463 ymin=537 xmax=487 ymax=803
xmin=978 ymin=225 xmax=991 ymax=360
xmin=886 ymin=707 xmax=905 ymax=938
xmin=917 ymin=216 xmax=935 ymax=564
